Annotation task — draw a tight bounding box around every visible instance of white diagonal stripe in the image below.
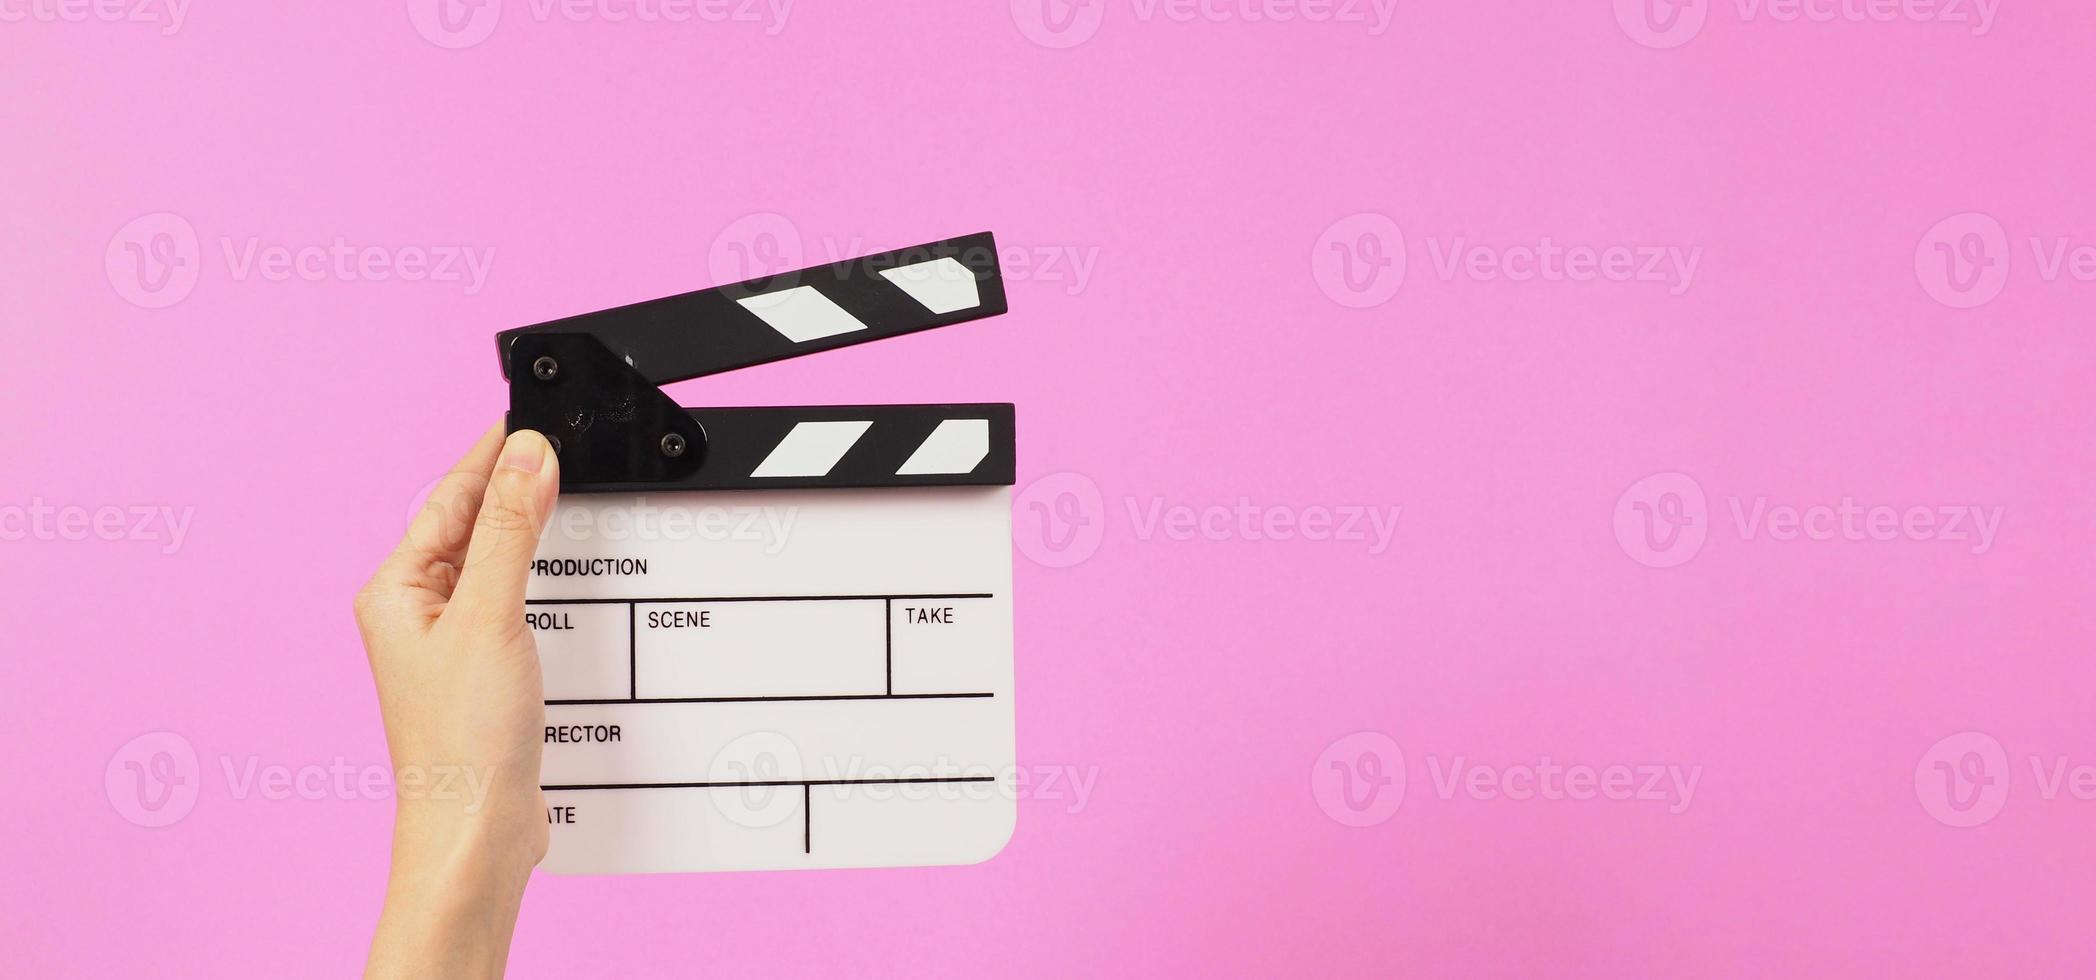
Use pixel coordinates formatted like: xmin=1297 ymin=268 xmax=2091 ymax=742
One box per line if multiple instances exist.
xmin=879 ymin=257 xmax=981 ymax=315
xmin=750 ymin=420 xmax=874 ymax=478
xmin=895 ymin=419 xmax=991 ymax=475
xmin=736 ymin=286 xmax=869 ymax=343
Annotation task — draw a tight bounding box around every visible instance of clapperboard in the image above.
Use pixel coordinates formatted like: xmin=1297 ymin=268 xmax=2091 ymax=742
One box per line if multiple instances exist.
xmin=498 ymin=234 xmax=1015 ymax=873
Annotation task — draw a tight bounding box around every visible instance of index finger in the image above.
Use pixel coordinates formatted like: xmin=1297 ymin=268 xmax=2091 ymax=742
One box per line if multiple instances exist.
xmin=376 ymin=422 xmax=507 ymax=591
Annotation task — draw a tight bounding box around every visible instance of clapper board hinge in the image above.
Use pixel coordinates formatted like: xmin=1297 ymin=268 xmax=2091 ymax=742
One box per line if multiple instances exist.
xmin=505 ymin=331 xmax=708 ymax=487
xmin=499 ymin=232 xmax=1015 ymax=493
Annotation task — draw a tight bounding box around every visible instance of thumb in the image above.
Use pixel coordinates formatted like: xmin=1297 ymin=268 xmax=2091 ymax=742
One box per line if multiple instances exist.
xmin=449 ymin=428 xmax=560 ymax=628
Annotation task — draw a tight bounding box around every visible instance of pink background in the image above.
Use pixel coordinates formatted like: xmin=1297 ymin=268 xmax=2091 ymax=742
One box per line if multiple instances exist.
xmin=5 ymin=1 xmax=2095 ymax=976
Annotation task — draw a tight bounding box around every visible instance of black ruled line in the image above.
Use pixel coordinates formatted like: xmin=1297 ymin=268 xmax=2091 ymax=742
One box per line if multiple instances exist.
xmin=543 ymin=776 xmax=997 ymax=792
xmin=527 ymin=593 xmax=992 ymax=605
xmin=545 ymin=692 xmax=993 ymax=706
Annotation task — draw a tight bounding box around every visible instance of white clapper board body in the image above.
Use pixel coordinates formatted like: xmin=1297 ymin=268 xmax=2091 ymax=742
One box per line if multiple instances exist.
xmin=499 ymin=234 xmax=1016 ymax=873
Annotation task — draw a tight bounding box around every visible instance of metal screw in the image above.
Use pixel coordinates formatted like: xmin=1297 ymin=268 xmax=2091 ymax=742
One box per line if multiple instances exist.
xmin=660 ymin=433 xmax=687 ymax=458
xmin=532 ymin=356 xmax=559 ymax=381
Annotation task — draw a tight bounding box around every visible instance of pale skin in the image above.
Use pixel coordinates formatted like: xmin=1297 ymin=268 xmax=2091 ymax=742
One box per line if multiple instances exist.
xmin=356 ymin=424 xmax=560 ymax=979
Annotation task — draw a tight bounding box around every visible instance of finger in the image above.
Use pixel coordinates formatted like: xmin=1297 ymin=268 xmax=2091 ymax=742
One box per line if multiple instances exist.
xmin=447 ymin=428 xmax=561 ymax=629
xmin=374 ymin=422 xmax=506 ymax=593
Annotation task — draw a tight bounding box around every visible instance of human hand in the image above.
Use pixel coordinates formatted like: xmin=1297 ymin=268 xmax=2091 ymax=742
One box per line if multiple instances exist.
xmin=357 ymin=424 xmax=560 ymax=980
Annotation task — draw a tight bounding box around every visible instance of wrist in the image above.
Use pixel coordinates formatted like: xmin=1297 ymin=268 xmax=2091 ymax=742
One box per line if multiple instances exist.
xmin=369 ymin=809 xmax=538 ymax=980
xmin=389 ymin=799 xmax=543 ymax=900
